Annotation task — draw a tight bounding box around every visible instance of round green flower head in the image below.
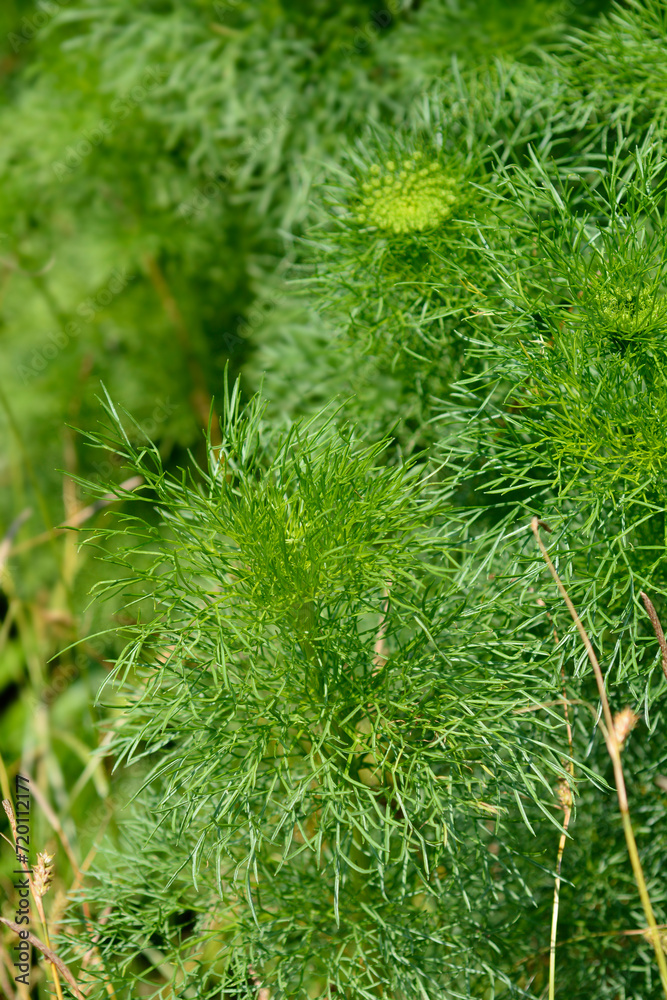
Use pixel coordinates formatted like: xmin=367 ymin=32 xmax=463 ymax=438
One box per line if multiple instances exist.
xmin=356 ymin=152 xmax=458 ymax=235
xmin=587 ymin=278 xmax=661 ymax=337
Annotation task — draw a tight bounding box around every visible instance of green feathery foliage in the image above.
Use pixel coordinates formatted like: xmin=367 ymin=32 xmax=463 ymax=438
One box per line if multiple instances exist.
xmin=13 ymin=2 xmax=667 ymax=1000
xmin=61 ymin=386 xmax=575 ymax=999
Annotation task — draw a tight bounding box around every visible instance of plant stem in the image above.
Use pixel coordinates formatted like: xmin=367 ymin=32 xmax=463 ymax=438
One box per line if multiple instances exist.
xmin=542 ymin=593 xmax=574 ymax=1000
xmin=548 ymin=796 xmax=571 ymax=1000
xmin=38 ymin=915 xmax=65 ymax=1000
xmin=532 ymin=517 xmax=667 ymax=999
xmin=640 ymin=591 xmax=667 ymax=680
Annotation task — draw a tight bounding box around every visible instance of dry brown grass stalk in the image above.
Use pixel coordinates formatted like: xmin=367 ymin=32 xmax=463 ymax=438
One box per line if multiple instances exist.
xmin=0 ymin=917 xmax=84 ymax=1000
xmin=10 ymin=475 xmax=144 ymax=555
xmin=536 ymin=593 xmax=575 ymax=1000
xmin=532 ymin=517 xmax=667 ymax=998
xmin=640 ymin=591 xmax=667 ymax=680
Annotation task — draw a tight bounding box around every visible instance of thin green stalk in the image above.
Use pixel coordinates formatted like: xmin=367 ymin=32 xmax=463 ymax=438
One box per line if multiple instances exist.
xmin=532 ymin=517 xmax=667 ymax=999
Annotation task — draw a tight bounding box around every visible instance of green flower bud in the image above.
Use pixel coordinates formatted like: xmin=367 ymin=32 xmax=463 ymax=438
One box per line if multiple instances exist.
xmin=356 ymin=157 xmax=458 ymax=234
xmin=587 ymin=278 xmax=660 ymax=338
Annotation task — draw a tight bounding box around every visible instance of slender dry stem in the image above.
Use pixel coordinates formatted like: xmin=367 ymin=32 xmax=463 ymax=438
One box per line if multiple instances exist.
xmin=532 ymin=517 xmax=667 ymax=998
xmin=537 ymin=594 xmax=575 ymax=1000
xmin=640 ymin=591 xmax=667 ymax=681
xmin=10 ymin=475 xmax=144 ymax=556
xmin=0 ymin=917 xmax=83 ymax=1000
xmin=514 ymin=922 xmax=667 ymax=969
xmin=548 ymin=785 xmax=572 ymax=1000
